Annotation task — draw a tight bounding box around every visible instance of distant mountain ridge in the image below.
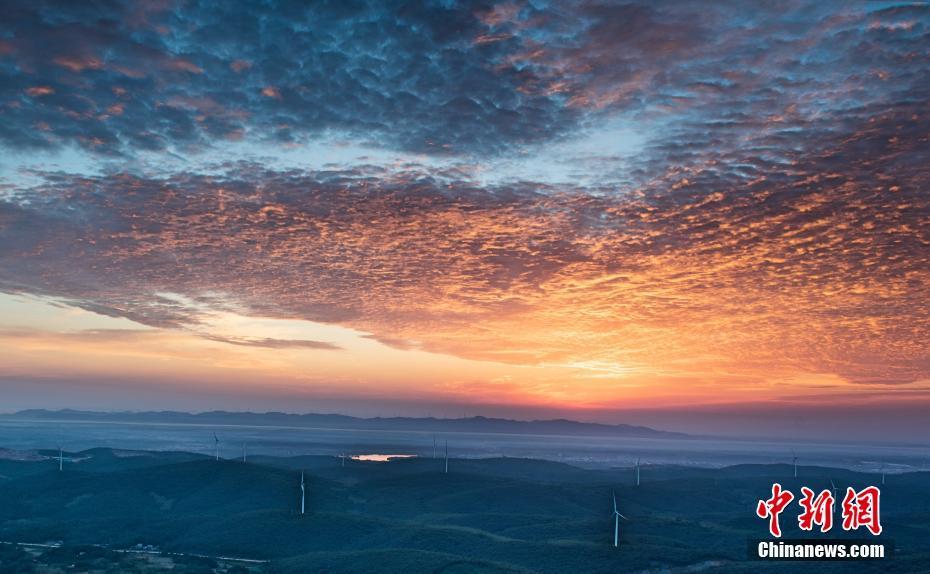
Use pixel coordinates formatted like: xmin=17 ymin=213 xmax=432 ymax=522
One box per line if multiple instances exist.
xmin=5 ymin=409 xmax=688 ymax=439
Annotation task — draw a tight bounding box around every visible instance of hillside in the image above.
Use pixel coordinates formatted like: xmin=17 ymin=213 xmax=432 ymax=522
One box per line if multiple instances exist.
xmin=4 ymin=410 xmax=688 ymax=439
xmin=0 ymin=448 xmax=926 ymax=573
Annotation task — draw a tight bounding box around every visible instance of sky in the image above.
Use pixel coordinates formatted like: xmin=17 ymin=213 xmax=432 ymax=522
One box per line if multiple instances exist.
xmin=0 ymin=1 xmax=928 ymax=441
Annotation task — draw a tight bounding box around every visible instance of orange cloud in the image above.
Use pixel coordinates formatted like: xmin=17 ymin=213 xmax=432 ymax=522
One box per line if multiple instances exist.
xmin=166 ymin=58 xmax=203 ymax=74
xmin=25 ymin=86 xmax=54 ymax=97
xmin=3 ymin=130 xmax=926 ymax=410
xmin=261 ymin=86 xmax=282 ymax=99
xmin=53 ymin=56 xmax=104 ymax=72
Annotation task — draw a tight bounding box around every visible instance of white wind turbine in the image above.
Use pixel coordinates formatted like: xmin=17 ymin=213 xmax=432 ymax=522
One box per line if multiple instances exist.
xmin=880 ymin=462 xmax=886 ymax=486
xmin=791 ymin=451 xmax=798 ymax=478
xmin=612 ymin=491 xmax=628 ymax=548
xmin=242 ymin=443 xmax=247 ymax=463
xmin=635 ymin=458 xmax=641 ymax=486
xmin=444 ymin=441 xmax=449 ymax=474
xmin=213 ymin=433 xmax=219 ymax=461
xmin=300 ymin=471 xmax=306 ymax=515
xmin=339 ymin=453 xmax=346 ymax=467
xmin=58 ymin=446 xmax=63 ymax=472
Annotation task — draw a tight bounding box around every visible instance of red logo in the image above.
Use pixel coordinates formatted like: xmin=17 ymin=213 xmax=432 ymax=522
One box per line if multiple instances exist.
xmin=756 ymin=483 xmax=794 ymax=538
xmin=756 ymin=484 xmax=881 ymax=537
xmin=842 ymin=486 xmax=882 ymax=535
xmin=798 ymin=487 xmax=834 ymax=533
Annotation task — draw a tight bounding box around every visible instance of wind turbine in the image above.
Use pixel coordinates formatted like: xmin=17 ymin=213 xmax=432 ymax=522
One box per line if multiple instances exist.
xmin=339 ymin=453 xmax=346 ymax=467
xmin=880 ymin=462 xmax=886 ymax=486
xmin=299 ymin=471 xmax=306 ymax=515
xmin=612 ymin=491 xmax=628 ymax=547
xmin=432 ymin=436 xmax=437 ymax=459
xmin=444 ymin=441 xmax=449 ymax=474
xmin=635 ymin=458 xmax=641 ymax=486
xmin=830 ymin=479 xmax=838 ymax=501
xmin=213 ymin=433 xmax=219 ymax=461
xmin=58 ymin=446 xmax=63 ymax=472
xmin=791 ymin=451 xmax=798 ymax=478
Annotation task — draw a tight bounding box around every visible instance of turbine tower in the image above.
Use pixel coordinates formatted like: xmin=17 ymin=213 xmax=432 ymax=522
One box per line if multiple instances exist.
xmin=242 ymin=443 xmax=247 ymax=463
xmin=635 ymin=458 xmax=641 ymax=487
xmin=340 ymin=453 xmax=346 ymax=467
xmin=830 ymin=479 xmax=838 ymax=501
xmin=58 ymin=446 xmax=63 ymax=472
xmin=213 ymin=433 xmax=219 ymax=461
xmin=612 ymin=491 xmax=628 ymax=547
xmin=792 ymin=452 xmax=798 ymax=478
xmin=300 ymin=471 xmax=306 ymax=515
xmin=444 ymin=441 xmax=449 ymax=474
xmin=880 ymin=462 xmax=886 ymax=486
xmin=433 ymin=436 xmax=437 ymax=459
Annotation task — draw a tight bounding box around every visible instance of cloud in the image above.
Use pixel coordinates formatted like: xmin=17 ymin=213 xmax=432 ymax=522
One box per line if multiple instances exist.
xmin=1 ymin=93 xmax=928 ymax=385
xmin=0 ymin=1 xmax=928 ymax=395
xmin=2 ymin=1 xmax=923 ymax=161
xmin=0 ymin=0 xmax=580 ymax=156
xmin=202 ymin=334 xmax=340 ymax=351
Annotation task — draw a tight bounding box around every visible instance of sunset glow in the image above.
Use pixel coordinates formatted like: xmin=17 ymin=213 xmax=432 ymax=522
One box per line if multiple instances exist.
xmin=1 ymin=1 xmax=928 ymax=437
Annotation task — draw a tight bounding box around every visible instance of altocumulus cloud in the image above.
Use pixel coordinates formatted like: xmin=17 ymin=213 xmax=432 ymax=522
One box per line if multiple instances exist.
xmin=0 ymin=1 xmax=925 ymax=160
xmin=0 ymin=1 xmax=928 ymax=388
xmin=1 ymin=121 xmax=928 ymax=385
